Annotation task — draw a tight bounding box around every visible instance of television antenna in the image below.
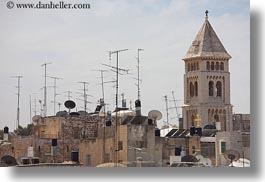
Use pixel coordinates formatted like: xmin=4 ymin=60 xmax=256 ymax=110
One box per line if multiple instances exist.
xmin=171 ymin=91 xmax=181 ymax=121
xmin=78 ymin=81 xmax=90 ymax=113
xmin=103 ymin=49 xmax=129 ymax=167
xmin=11 ymin=75 xmax=22 ymax=129
xmin=224 ymin=150 xmax=240 ymax=167
xmin=41 ymin=62 xmax=52 ymax=117
xmin=148 ymin=110 xmax=162 ymax=127
xmin=48 ymin=76 xmax=63 ymax=115
xmin=136 ymin=49 xmax=144 ymax=100
xmin=164 ymin=95 xmax=169 ymax=127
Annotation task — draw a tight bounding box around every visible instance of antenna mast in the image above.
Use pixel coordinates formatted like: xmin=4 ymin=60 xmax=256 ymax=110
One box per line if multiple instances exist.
xmin=29 ymin=94 xmax=32 ymax=124
xmin=137 ymin=49 xmax=144 ymax=100
xmin=48 ymin=76 xmax=63 ymax=115
xmin=171 ymin=91 xmax=180 ymax=121
xmin=78 ymin=82 xmax=89 ymax=113
xmin=41 ymin=62 xmax=52 ymax=117
xmin=11 ymin=75 xmax=22 ymax=129
xmin=108 ymin=49 xmax=129 ymax=167
xmin=164 ymin=95 xmax=169 ymax=127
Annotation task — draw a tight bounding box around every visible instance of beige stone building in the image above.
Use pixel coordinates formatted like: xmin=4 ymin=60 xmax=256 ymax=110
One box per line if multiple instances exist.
xmin=182 ymin=15 xmax=233 ymax=131
xmin=79 ymin=115 xmax=158 ymax=167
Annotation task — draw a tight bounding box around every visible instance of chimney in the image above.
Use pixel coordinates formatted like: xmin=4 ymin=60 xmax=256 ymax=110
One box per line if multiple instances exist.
xmin=135 ymin=99 xmax=141 ymax=116
xmin=3 ymin=126 xmax=9 ymax=141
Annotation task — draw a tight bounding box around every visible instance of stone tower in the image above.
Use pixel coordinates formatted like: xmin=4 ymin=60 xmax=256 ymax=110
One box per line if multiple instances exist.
xmin=182 ymin=13 xmax=233 ymax=131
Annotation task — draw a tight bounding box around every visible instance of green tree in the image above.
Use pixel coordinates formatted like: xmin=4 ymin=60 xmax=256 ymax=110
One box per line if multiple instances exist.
xmin=14 ymin=124 xmax=33 ymax=136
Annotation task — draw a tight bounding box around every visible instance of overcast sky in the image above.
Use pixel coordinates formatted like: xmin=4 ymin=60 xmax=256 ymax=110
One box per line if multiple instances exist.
xmin=0 ymin=0 xmax=249 ymax=131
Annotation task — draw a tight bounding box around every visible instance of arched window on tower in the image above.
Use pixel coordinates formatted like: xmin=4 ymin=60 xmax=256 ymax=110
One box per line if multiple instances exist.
xmin=214 ymin=114 xmax=219 ymax=122
xmin=197 ymin=62 xmax=199 ymax=70
xmin=209 ymin=81 xmax=214 ymax=96
xmin=191 ymin=114 xmax=195 ymax=126
xmin=211 ymin=62 xmax=215 ymax=70
xmin=190 ymin=82 xmax=194 ymax=97
xmin=215 ymin=62 xmax=220 ymax=70
xmin=207 ymin=61 xmax=210 ymax=70
xmin=220 ymin=62 xmax=224 ymax=70
xmin=216 ymin=81 xmax=222 ymax=97
xmin=194 ymin=81 xmax=198 ymax=97
xmin=188 ymin=63 xmax=190 ymax=72
xmin=191 ymin=63 xmax=194 ymax=71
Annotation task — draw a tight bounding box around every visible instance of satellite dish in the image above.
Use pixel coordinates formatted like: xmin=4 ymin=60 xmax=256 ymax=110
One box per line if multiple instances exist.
xmin=181 ymin=155 xmax=198 ymax=162
xmin=78 ymin=111 xmax=89 ymax=116
xmin=224 ymin=150 xmax=240 ymax=166
xmin=196 ymin=155 xmax=212 ymax=166
xmin=64 ymin=100 xmax=76 ymax=112
xmin=148 ymin=110 xmax=162 ymax=126
xmin=1 ymin=155 xmax=18 ymax=166
xmin=70 ymin=112 xmax=80 ymax=116
xmin=56 ymin=111 xmax=68 ymax=117
xmin=204 ymin=124 xmax=216 ymax=130
xmin=32 ymin=115 xmax=42 ymax=123
xmin=148 ymin=110 xmax=162 ymax=121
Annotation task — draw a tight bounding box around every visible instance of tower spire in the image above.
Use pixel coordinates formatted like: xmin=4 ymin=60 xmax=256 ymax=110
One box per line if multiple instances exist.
xmin=205 ymin=10 xmax=209 ymax=19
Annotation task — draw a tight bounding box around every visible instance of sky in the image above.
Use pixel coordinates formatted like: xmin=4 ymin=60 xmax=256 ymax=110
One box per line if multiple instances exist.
xmin=0 ymin=0 xmax=250 ymax=131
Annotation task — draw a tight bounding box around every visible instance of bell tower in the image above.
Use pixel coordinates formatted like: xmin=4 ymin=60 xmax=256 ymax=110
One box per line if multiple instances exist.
xmin=182 ymin=11 xmax=233 ymax=131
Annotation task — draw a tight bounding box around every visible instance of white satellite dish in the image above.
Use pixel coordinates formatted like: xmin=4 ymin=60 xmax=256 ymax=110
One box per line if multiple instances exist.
xmin=148 ymin=110 xmax=162 ymax=126
xmin=196 ymin=155 xmax=212 ymax=166
xmin=32 ymin=115 xmax=42 ymax=123
xmin=224 ymin=150 xmax=240 ymax=167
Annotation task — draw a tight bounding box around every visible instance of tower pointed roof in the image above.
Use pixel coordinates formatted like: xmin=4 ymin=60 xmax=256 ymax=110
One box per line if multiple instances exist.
xmin=184 ymin=13 xmax=231 ymax=60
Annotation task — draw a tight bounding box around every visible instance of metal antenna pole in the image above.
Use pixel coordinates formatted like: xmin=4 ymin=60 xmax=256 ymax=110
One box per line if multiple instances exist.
xmin=172 ymin=91 xmax=180 ymax=121
xmin=78 ymin=82 xmax=89 ymax=113
xmin=29 ymin=94 xmax=32 ymax=124
xmin=137 ymin=49 xmax=144 ymax=100
xmin=164 ymin=95 xmax=169 ymax=127
xmin=41 ymin=62 xmax=52 ymax=117
xmin=11 ymin=75 xmax=23 ymax=129
xmin=65 ymin=91 xmax=72 ymax=100
xmin=109 ymin=49 xmax=129 ymax=167
xmin=48 ymin=76 xmax=63 ymax=115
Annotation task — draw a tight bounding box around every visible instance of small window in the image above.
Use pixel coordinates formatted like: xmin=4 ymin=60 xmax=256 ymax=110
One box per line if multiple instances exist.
xmin=188 ymin=63 xmax=191 ymax=71
xmin=220 ymin=62 xmax=224 ymax=70
xmin=209 ymin=81 xmax=214 ymax=96
xmin=211 ymin=62 xmax=215 ymax=70
xmin=215 ymin=62 xmax=220 ymax=70
xmin=216 ymin=81 xmax=222 ymax=97
xmin=207 ymin=61 xmax=210 ymax=70
xmin=194 ymin=81 xmax=198 ymax=97
xmin=192 ymin=146 xmax=196 ymax=154
xmin=86 ymin=155 xmax=92 ymax=166
xmin=190 ymin=82 xmax=194 ymax=97
xmin=104 ymin=153 xmax=110 ymax=163
xmin=197 ymin=62 xmax=199 ymax=70
xmin=220 ymin=141 xmax=226 ymax=154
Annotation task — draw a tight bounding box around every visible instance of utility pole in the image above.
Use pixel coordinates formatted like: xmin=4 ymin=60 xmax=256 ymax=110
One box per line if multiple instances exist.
xmin=136 ymin=49 xmax=144 ymax=100
xmin=41 ymin=62 xmax=52 ymax=117
xmin=11 ymin=75 xmax=23 ymax=130
xmin=48 ymin=76 xmax=63 ymax=115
